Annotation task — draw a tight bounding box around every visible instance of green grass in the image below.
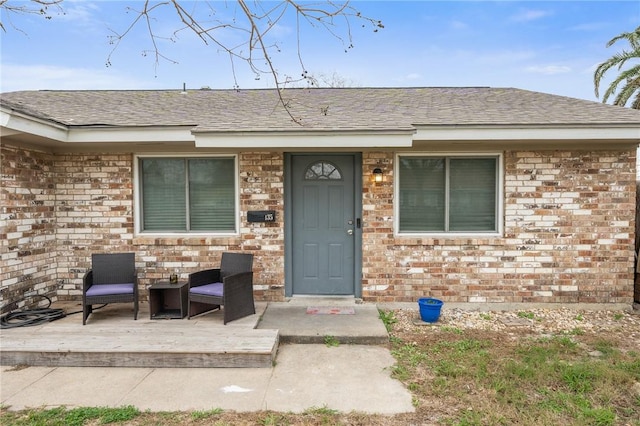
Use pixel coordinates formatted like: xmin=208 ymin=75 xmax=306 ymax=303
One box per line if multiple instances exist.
xmin=378 ymin=309 xmax=397 ymax=332
xmin=260 ymin=412 xmax=292 ymax=425
xmin=1 ymin=405 xmax=140 ymax=426
xmin=190 ymin=408 xmax=223 ymax=420
xmin=517 ymin=311 xmax=535 ymax=320
xmin=389 ymin=328 xmax=640 ymax=425
xmin=391 ymin=340 xmax=429 ymax=381
xmin=323 ymin=335 xmax=340 ymax=347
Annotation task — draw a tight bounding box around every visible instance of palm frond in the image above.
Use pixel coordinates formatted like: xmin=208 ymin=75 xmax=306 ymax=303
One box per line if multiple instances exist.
xmin=631 ymin=90 xmax=640 ymax=110
xmin=606 ymin=26 xmax=640 ymax=49
xmin=595 ymin=26 xmax=640 ymax=107
xmin=602 ymin=64 xmax=640 ymax=105
xmin=613 ymin=78 xmax=639 ymax=108
xmin=593 ymin=51 xmax=639 ymax=96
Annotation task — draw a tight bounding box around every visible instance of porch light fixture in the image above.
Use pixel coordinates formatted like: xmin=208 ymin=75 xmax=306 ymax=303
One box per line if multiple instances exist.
xmin=372 ymin=168 xmax=383 ymax=183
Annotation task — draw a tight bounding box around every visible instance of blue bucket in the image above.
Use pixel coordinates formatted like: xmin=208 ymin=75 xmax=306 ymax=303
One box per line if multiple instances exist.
xmin=418 ymin=298 xmax=443 ymax=323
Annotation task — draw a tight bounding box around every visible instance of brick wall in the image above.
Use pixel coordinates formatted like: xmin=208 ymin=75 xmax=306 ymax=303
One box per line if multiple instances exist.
xmin=636 ymin=184 xmax=640 ymax=304
xmin=361 ymin=150 xmax=636 ymax=304
xmin=1 ymin=145 xmax=58 ymax=312
xmin=1 ymin=144 xmax=636 ymax=308
xmin=55 ymin=153 xmax=136 ymax=299
xmin=238 ymin=152 xmax=285 ymax=300
xmin=53 ymin=151 xmax=285 ymax=302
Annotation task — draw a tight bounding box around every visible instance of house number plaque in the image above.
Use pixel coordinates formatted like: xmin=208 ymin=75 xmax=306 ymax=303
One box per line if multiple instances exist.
xmin=247 ymin=210 xmax=276 ymax=223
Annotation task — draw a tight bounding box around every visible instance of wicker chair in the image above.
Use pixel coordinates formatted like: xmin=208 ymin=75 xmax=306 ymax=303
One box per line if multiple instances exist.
xmin=188 ymin=252 xmax=255 ymax=324
xmin=82 ymin=253 xmax=138 ymax=325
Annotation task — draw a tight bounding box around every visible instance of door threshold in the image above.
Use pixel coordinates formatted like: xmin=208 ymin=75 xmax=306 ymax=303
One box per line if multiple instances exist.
xmin=285 ymin=296 xmax=362 ymax=306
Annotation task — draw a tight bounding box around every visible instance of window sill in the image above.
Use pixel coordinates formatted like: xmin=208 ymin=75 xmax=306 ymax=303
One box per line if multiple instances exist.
xmin=133 ymin=234 xmax=241 ymax=246
xmin=393 ymin=232 xmax=503 ymax=243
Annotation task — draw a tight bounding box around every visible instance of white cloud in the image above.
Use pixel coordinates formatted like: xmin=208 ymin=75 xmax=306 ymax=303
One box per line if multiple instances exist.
xmin=55 ymin=2 xmax=100 ymax=24
xmin=525 ymin=65 xmax=572 ymax=75
xmin=267 ymin=23 xmax=294 ymax=38
xmin=584 ymin=62 xmax=602 ymax=74
xmin=475 ymin=49 xmax=536 ymax=65
xmin=568 ymin=22 xmax=608 ymax=32
xmin=450 ymin=20 xmax=468 ymax=30
xmin=389 ymin=72 xmax=423 ymax=85
xmin=510 ymin=9 xmax=552 ymax=23
xmin=0 ymin=64 xmax=146 ymax=92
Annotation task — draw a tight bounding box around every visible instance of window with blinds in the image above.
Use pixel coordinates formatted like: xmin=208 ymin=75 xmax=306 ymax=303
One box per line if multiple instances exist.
xmin=139 ymin=157 xmax=236 ymax=232
xmin=398 ymin=155 xmax=499 ymax=233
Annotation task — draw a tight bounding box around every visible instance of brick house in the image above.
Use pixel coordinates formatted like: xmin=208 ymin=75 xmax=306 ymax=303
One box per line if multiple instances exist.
xmin=2 ymin=87 xmax=640 ymax=309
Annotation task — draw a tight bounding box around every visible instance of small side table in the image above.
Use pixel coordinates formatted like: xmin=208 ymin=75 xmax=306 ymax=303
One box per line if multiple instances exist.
xmin=149 ymin=281 xmax=189 ymax=319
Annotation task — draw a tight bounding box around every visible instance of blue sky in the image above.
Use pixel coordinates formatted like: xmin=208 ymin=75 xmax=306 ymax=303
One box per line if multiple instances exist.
xmin=1 ymin=1 xmax=638 ymax=102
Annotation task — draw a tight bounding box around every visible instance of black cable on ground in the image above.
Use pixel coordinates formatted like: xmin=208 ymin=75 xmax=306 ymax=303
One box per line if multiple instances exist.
xmin=1 ymin=294 xmax=67 ymax=329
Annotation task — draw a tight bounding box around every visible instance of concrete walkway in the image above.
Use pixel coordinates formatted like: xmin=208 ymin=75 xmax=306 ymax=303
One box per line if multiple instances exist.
xmin=1 ymin=298 xmax=414 ymax=414
xmin=1 ymin=344 xmax=413 ymax=413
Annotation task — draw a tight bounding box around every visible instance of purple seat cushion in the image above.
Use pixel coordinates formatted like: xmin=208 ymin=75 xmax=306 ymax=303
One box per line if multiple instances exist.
xmin=86 ymin=283 xmax=134 ymax=297
xmin=190 ymin=282 xmax=224 ymax=297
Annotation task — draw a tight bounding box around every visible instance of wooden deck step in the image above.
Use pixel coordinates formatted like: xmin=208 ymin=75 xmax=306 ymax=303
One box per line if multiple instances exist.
xmin=1 ymin=328 xmax=279 ymax=368
xmin=0 ymin=302 xmax=279 ymax=368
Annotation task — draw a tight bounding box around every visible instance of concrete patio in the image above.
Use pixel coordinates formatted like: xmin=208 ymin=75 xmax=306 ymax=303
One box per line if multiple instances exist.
xmin=0 ymin=297 xmax=389 ymax=368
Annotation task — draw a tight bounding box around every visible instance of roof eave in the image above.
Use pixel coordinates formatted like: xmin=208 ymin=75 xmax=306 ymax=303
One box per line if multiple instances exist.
xmin=414 ymin=124 xmax=640 ymax=142
xmin=192 ymin=128 xmax=417 ymax=148
xmin=1 ymin=107 xmax=68 ymax=141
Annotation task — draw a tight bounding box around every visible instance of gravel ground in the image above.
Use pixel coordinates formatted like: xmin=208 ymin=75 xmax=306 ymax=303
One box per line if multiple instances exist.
xmin=392 ymin=306 xmax=640 ymax=347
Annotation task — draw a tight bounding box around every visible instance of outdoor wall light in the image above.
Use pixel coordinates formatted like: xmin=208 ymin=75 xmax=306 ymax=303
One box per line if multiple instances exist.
xmin=372 ymin=167 xmax=383 ymax=183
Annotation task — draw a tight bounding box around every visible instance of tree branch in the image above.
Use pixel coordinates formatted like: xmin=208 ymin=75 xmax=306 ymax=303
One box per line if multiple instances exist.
xmin=0 ymin=0 xmax=63 ymax=32
xmin=3 ymin=0 xmax=384 ymax=120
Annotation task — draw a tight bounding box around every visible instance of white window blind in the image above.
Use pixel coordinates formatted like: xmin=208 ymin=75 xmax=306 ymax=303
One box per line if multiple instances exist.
xmin=140 ymin=157 xmax=235 ymax=232
xmin=399 ymin=156 xmax=498 ymax=233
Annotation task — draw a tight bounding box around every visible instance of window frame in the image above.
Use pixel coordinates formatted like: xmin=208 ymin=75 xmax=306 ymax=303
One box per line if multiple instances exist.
xmin=394 ymin=152 xmax=504 ymax=237
xmin=133 ymin=154 xmax=239 ymax=236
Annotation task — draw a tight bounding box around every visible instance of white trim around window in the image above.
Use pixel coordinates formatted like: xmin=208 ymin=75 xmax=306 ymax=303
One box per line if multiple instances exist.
xmin=394 ymin=152 xmax=504 ymax=237
xmin=133 ymin=154 xmax=240 ymax=236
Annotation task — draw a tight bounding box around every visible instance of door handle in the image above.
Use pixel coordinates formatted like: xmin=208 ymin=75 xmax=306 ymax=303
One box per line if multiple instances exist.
xmin=347 ymin=229 xmax=354 ymax=235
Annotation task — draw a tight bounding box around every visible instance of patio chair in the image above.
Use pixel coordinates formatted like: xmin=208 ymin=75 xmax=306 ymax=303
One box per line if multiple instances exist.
xmin=188 ymin=252 xmax=255 ymax=324
xmin=82 ymin=253 xmax=138 ymax=325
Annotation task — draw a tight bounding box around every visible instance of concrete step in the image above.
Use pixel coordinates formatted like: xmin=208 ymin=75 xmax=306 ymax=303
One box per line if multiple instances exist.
xmin=257 ymin=303 xmax=389 ymax=345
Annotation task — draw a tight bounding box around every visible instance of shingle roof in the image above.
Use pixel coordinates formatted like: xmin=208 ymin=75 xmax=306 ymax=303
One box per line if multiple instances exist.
xmin=2 ymin=87 xmax=639 ymax=132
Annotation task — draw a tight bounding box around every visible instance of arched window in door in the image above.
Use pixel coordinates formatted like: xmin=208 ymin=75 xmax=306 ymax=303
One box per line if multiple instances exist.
xmin=304 ymin=161 xmax=343 ymax=180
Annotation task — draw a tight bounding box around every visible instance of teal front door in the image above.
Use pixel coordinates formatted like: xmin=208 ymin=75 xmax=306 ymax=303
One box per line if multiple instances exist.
xmin=289 ymin=154 xmax=359 ymax=296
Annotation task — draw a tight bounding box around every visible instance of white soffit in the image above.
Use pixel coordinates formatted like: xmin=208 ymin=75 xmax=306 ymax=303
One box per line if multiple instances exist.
xmin=65 ymin=127 xmax=194 ymax=143
xmin=1 ymin=109 xmax=68 ymax=141
xmin=414 ymin=125 xmax=640 ymax=141
xmin=193 ymin=132 xmax=415 ymax=148
xmin=1 ymin=110 xmax=194 ymax=143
